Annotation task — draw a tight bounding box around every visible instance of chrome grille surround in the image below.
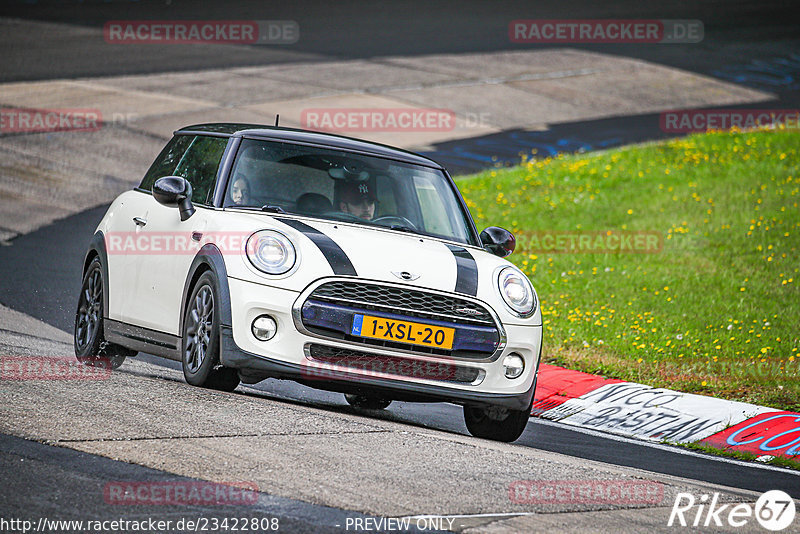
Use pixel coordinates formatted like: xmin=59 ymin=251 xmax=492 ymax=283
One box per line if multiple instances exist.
xmin=307 ymin=280 xmax=493 ymax=325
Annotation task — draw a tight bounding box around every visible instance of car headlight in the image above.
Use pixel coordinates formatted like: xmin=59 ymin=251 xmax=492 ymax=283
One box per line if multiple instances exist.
xmin=246 ymin=230 xmax=296 ymax=275
xmin=498 ymin=266 xmax=536 ymax=316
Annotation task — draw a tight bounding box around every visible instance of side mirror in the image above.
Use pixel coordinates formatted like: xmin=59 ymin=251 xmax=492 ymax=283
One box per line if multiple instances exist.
xmin=480 ymin=226 xmax=515 ymax=257
xmin=153 ymin=176 xmax=195 ymax=221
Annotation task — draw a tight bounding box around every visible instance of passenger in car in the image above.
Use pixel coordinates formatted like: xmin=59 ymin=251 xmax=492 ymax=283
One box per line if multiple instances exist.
xmin=230 ymin=176 xmax=251 ymax=206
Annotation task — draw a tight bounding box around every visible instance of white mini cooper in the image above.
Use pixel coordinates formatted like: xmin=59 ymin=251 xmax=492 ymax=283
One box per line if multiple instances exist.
xmin=74 ymin=124 xmax=542 ymax=442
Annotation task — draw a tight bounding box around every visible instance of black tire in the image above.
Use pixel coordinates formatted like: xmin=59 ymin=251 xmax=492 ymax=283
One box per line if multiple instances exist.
xmin=463 ymin=404 xmax=531 ymax=442
xmin=181 ymin=271 xmax=240 ymax=392
xmin=74 ymin=257 xmax=132 ymax=370
xmin=344 ymin=394 xmax=392 ymax=410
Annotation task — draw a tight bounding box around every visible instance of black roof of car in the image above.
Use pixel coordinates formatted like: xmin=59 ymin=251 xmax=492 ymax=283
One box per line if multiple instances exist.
xmin=176 ymin=123 xmax=443 ymax=169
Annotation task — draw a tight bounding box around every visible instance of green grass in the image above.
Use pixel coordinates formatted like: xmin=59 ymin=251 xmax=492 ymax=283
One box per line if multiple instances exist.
xmin=457 ymin=126 xmax=800 ymax=411
xmin=678 ymin=442 xmax=800 ymax=471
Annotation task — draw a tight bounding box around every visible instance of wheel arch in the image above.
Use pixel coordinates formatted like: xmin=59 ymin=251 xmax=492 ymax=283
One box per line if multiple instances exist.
xmin=180 ymin=244 xmax=234 ymax=337
xmin=83 ymin=231 xmax=110 ymax=316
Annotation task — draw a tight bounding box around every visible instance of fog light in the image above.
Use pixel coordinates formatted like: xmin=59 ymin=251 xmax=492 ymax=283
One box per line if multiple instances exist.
xmin=503 ymin=353 xmax=525 ymax=379
xmin=251 ymin=315 xmax=277 ymax=341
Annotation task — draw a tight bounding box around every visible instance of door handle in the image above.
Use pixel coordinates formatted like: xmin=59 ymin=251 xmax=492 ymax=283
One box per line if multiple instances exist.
xmin=191 ymin=231 xmax=203 ymax=242
xmin=133 ymin=217 xmax=147 ymax=227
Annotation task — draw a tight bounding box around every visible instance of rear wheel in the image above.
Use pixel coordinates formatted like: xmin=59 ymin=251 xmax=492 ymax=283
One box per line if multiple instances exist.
xmin=74 ymin=258 xmax=133 ymax=370
xmin=182 ymin=272 xmax=240 ymax=392
xmin=463 ymin=405 xmax=530 ymax=442
xmin=344 ymin=394 xmax=392 ymax=410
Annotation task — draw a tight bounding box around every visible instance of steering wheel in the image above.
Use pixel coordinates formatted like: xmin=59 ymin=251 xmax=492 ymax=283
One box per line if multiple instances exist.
xmin=326 ymin=211 xmax=364 ymax=223
xmin=372 ymin=215 xmax=418 ymax=231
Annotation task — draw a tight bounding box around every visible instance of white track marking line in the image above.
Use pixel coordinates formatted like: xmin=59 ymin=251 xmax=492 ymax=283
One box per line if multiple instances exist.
xmin=402 ymin=512 xmax=537 ymax=519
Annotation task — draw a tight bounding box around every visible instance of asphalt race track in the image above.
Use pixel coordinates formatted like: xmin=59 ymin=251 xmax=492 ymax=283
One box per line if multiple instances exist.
xmin=1 ymin=1 xmax=799 ymax=532
xmin=1 ymin=203 xmax=800 ymax=499
xmin=2 ymin=0 xmax=799 ymax=172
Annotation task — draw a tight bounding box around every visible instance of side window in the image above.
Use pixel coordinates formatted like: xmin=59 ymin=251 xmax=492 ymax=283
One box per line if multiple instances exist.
xmin=414 ymin=175 xmax=454 ymax=237
xmin=173 ymin=136 xmax=228 ymax=205
xmin=138 ymin=135 xmax=194 ymax=193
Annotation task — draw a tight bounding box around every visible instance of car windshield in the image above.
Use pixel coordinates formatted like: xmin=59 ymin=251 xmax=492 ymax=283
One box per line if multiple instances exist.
xmin=223 ymin=138 xmax=478 ymax=245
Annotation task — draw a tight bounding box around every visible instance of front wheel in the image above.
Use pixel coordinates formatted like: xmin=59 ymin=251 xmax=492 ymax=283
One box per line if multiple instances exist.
xmin=182 ymin=271 xmax=240 ymax=392
xmin=463 ymin=405 xmax=530 ymax=442
xmin=74 ymin=258 xmax=132 ymax=370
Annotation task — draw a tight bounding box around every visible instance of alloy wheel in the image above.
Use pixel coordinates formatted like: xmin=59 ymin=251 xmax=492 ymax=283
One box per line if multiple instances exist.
xmin=75 ymin=268 xmax=102 ymax=351
xmin=185 ymin=285 xmax=213 ymax=373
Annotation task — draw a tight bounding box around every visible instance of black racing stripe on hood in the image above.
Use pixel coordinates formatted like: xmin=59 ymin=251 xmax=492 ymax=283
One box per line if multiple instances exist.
xmin=445 ymin=244 xmax=478 ymax=296
xmin=274 ymin=218 xmax=357 ymax=276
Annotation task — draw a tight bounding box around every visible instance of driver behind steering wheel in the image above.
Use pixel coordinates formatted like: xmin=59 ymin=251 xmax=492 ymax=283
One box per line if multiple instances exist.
xmin=335 ymin=179 xmax=377 ymax=220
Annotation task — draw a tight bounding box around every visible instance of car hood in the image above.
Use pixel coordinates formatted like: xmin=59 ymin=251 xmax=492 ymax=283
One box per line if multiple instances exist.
xmin=215 ymin=212 xmax=537 ymax=325
xmin=274 ymin=217 xmax=483 ymax=294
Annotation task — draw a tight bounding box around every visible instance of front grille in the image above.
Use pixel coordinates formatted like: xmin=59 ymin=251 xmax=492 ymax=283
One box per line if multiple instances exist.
xmin=307 ymin=344 xmax=482 ymax=384
xmin=326 ymin=328 xmax=488 ymax=359
xmin=308 ymin=281 xmax=494 ymax=325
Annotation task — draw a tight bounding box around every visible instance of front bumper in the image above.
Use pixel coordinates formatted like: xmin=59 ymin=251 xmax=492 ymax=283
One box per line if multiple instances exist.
xmin=220 ymin=276 xmax=542 ymax=410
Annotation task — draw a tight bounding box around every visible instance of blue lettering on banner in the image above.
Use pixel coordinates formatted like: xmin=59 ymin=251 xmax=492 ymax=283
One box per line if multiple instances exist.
xmin=726 ymin=414 xmax=800 ymax=455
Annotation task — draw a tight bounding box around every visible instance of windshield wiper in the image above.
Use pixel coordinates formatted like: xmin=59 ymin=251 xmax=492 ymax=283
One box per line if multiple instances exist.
xmin=389 ymin=224 xmax=417 ymax=234
xmin=261 ymin=205 xmax=287 ymax=214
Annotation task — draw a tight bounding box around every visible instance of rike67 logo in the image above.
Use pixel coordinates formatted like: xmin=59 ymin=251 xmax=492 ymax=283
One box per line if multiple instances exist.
xmin=668 ymin=490 xmax=796 ymax=531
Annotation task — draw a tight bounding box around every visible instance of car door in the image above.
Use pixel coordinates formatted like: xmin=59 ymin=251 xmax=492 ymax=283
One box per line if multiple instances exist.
xmin=124 ymin=134 xmax=228 ymax=335
xmin=104 ymin=190 xmax=154 ymax=326
xmin=107 ymin=135 xmax=194 ymax=325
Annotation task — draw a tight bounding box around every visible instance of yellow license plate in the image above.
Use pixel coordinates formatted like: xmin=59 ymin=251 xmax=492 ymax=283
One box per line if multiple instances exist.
xmin=351 ymin=314 xmax=455 ymax=350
